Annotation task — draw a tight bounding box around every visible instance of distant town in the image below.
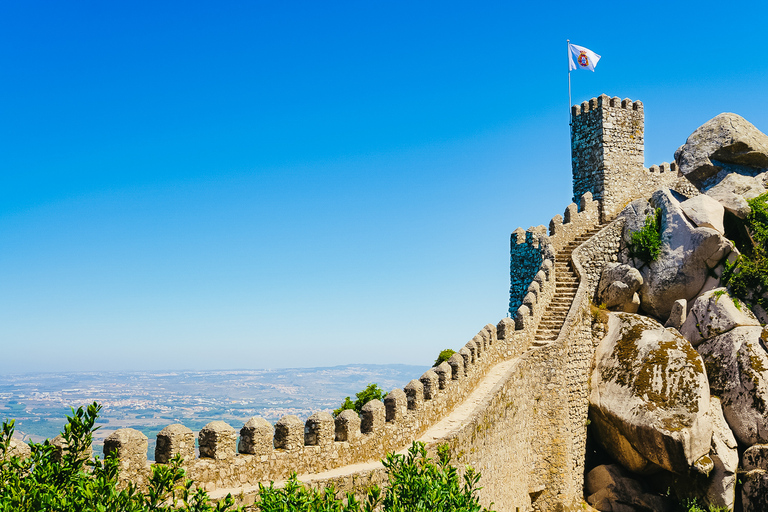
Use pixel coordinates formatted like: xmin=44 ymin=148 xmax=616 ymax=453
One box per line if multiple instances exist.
xmin=0 ymin=364 xmax=427 ymax=459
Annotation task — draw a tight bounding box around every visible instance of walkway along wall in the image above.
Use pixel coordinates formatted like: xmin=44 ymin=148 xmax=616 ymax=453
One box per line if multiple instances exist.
xmin=99 ymin=95 xmax=694 ymax=511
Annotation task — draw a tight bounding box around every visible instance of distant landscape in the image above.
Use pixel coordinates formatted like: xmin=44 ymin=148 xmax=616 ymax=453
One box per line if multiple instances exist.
xmin=0 ymin=364 xmax=428 ymax=460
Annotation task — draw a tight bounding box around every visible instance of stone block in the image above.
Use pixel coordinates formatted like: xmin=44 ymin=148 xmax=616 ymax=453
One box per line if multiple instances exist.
xmin=419 ymin=369 xmax=438 ymax=399
xmin=104 ymin=428 xmax=149 ymax=486
xmin=334 ymin=409 xmax=361 ymax=442
xmin=305 ymin=411 xmax=334 ymax=447
xmin=384 ymin=388 xmax=406 ymax=422
xmin=404 ymin=379 xmax=423 ymax=410
xmin=496 ymin=318 xmax=514 ymax=342
xmin=361 ymin=400 xmax=385 ymax=434
xmin=447 ymin=353 xmax=464 ymax=380
xmin=274 ymin=415 xmax=304 ymax=451
xmin=564 ymin=202 xmax=578 ymax=224
xmin=155 ymin=423 xmax=195 ymax=463
xmin=51 ymin=433 xmax=93 ymax=463
xmin=464 ymin=340 xmax=476 ymax=362
xmin=458 ymin=347 xmax=471 ymax=374
xmin=239 ymin=416 xmax=274 ymax=456
xmin=434 ymin=362 xmax=451 ymax=389
xmin=515 ymin=305 xmax=530 ymax=330
xmin=198 ymin=421 xmax=236 ymax=460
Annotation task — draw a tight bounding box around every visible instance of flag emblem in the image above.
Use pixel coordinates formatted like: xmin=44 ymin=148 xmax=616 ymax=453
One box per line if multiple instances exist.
xmin=568 ymin=43 xmax=601 ymax=72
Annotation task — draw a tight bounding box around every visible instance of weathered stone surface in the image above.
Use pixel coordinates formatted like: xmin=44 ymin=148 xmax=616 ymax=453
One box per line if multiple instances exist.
xmin=675 ymin=112 xmax=768 ymax=184
xmin=680 ymin=194 xmax=725 ymax=234
xmin=585 ymin=464 xmax=673 ymax=512
xmin=334 ymin=409 xmax=360 ymax=442
xmin=156 ymin=423 xmax=195 ymax=463
xmin=419 ymin=369 xmax=438 ymax=399
xmin=273 ymin=415 xmax=304 ymax=451
xmin=51 ymin=433 xmax=93 ymax=463
xmin=404 ymin=379 xmax=424 ymax=410
xmin=447 ymin=353 xmax=464 ymax=380
xmin=434 ymin=362 xmax=451 ymax=390
xmin=631 ymin=189 xmax=732 ymax=319
xmin=597 ymin=262 xmax=643 ymax=311
xmin=679 ymin=288 xmax=759 ymax=346
xmin=697 ymin=325 xmax=768 ymax=445
xmin=743 ymin=444 xmax=768 ymax=471
xmin=2 ymin=437 xmax=31 ymax=460
xmin=199 ymin=421 xmax=236 ymax=460
xmin=664 ymin=299 xmax=687 ymax=330
xmin=104 ymin=428 xmax=149 ymax=487
xmin=705 ymin=172 xmax=766 ymax=218
xmin=239 ymin=416 xmax=273 ymax=455
xmin=699 ymin=397 xmax=738 ymax=511
xmin=360 ymin=399 xmax=384 ymax=434
xmin=305 ymin=411 xmax=334 ymax=447
xmin=741 ymin=444 xmax=768 ymax=511
xmin=384 ymin=388 xmax=407 ymax=423
xmin=589 ymin=313 xmax=712 ymax=474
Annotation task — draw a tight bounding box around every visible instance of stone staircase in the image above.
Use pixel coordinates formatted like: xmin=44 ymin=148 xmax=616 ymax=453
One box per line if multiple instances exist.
xmin=533 ymin=224 xmax=606 ymax=346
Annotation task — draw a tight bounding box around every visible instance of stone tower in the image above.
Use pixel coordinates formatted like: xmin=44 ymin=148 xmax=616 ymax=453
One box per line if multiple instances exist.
xmin=571 ymin=94 xmax=645 ymax=221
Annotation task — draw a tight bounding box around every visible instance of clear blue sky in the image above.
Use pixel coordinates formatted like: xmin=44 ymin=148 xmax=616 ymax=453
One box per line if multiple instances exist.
xmin=2 ymin=1 xmax=766 ymax=373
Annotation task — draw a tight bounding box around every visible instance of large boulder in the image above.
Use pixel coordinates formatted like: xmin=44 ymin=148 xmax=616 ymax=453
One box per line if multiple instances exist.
xmin=597 ymin=263 xmax=643 ymax=313
xmin=585 ymin=464 xmax=673 ymax=512
xmin=675 ymin=112 xmax=768 ymax=185
xmin=705 ymin=172 xmax=766 ymax=219
xmin=679 ymin=287 xmax=760 ymax=346
xmin=680 ymin=194 xmax=725 ymax=234
xmin=743 ymin=445 xmax=768 ymax=512
xmin=627 ymin=189 xmax=732 ymax=320
xmin=697 ymin=325 xmax=768 ymax=445
xmin=590 ymin=313 xmax=713 ymax=475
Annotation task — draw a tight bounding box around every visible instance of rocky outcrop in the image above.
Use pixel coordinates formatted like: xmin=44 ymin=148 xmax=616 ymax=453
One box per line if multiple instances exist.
xmin=679 ymin=287 xmax=760 ymax=347
xmin=590 ymin=313 xmax=712 ymax=475
xmin=621 ymin=189 xmax=732 ymax=320
xmin=697 ymin=325 xmax=768 ymax=445
xmin=705 ymin=172 xmax=766 ymax=219
xmin=597 ymin=263 xmax=643 ymax=313
xmin=585 ymin=464 xmax=673 ymax=512
xmin=664 ymin=299 xmax=687 ymax=330
xmin=675 ymin=112 xmax=768 ymax=185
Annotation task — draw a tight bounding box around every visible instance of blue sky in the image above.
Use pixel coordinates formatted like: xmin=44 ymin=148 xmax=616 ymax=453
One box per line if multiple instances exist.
xmin=2 ymin=1 xmax=767 ymax=373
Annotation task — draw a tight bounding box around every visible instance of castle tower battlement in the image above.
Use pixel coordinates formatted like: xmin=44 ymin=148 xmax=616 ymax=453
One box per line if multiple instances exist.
xmin=571 ymin=94 xmax=645 ymax=221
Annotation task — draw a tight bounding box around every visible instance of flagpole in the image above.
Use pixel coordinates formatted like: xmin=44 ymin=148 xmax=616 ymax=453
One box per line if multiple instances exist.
xmin=567 ymin=39 xmax=572 ymax=124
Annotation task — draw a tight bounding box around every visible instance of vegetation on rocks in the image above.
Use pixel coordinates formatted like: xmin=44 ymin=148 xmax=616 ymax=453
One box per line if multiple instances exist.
xmin=628 ymin=208 xmax=663 ymax=263
xmin=332 ymin=383 xmax=388 ymax=417
xmin=723 ymin=192 xmax=768 ymax=308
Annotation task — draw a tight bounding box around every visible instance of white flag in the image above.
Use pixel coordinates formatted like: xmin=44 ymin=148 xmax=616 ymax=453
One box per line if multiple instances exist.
xmin=568 ymin=43 xmax=601 ymax=72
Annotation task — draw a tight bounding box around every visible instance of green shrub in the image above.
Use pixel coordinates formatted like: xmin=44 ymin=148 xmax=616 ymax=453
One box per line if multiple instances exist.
xmin=254 ymin=441 xmax=495 ymax=512
xmin=722 ymin=192 xmax=768 ymax=309
xmin=333 ymin=383 xmax=388 ymax=417
xmin=434 ymin=349 xmax=456 ymax=367
xmin=628 ymin=208 xmax=663 ymax=263
xmin=0 ymin=403 xmax=240 ymax=512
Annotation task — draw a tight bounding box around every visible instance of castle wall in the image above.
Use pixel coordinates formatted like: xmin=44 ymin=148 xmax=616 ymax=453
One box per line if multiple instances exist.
xmin=96 ymin=94 xmax=691 ymax=511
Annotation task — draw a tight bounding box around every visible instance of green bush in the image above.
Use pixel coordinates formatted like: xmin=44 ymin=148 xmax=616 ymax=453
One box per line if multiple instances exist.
xmin=0 ymin=403 xmax=240 ymax=512
xmin=628 ymin=208 xmax=663 ymax=263
xmin=434 ymin=349 xmax=456 ymax=367
xmin=254 ymin=441 xmax=495 ymax=512
xmin=333 ymin=383 xmax=388 ymax=417
xmin=722 ymin=192 xmax=768 ymax=308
